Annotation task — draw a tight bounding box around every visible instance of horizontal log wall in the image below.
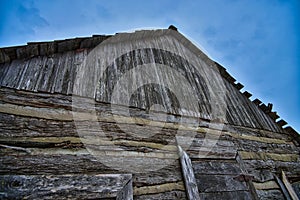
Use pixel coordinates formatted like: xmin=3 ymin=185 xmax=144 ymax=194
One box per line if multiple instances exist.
xmin=0 ymin=87 xmax=299 ymax=199
xmin=0 ymin=87 xmax=188 ymax=199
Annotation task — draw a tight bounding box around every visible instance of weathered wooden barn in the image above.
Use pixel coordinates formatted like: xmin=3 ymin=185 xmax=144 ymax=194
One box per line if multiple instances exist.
xmin=0 ymin=27 xmax=299 ymax=199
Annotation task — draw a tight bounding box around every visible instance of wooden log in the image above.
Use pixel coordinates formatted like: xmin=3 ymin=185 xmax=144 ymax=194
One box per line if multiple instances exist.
xmin=253 ymin=181 xmax=280 ymax=190
xmin=235 ymin=139 xmax=298 ymax=154
xmin=199 ymin=191 xmax=252 ymax=200
xmin=243 ymin=159 xmax=300 ymax=182
xmin=192 ymin=160 xmax=242 ymax=175
xmin=239 ymin=151 xmax=299 ymax=162
xmin=0 ymin=154 xmax=185 ymax=189
xmin=256 ymin=189 xmax=285 ymax=200
xmin=0 ymin=174 xmax=133 ymax=200
xmin=134 ymin=190 xmax=187 ymax=200
xmin=194 ymin=174 xmax=248 ymax=192
xmin=187 ymin=147 xmax=237 ymax=160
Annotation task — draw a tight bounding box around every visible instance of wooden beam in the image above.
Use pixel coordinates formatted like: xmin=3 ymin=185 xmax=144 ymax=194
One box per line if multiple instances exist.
xmin=277 ymin=119 xmax=287 ymax=127
xmin=274 ymin=174 xmax=292 ymax=200
xmin=252 ymin=98 xmax=262 ymax=106
xmin=177 ymin=146 xmax=201 ymax=200
xmin=234 ymin=82 xmax=244 ymax=90
xmin=268 ymin=112 xmax=280 ymax=121
xmin=243 ymin=91 xmax=252 ymax=98
xmin=282 ymin=171 xmax=299 ymax=200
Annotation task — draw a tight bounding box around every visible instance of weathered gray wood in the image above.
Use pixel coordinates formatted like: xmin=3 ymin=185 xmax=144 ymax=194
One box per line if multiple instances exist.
xmin=0 ymin=49 xmax=10 ymax=63
xmin=187 ymin=147 xmax=237 ymax=159
xmin=20 ymin=56 xmax=45 ymax=91
xmin=67 ymin=50 xmax=86 ymax=94
xmin=192 ymin=160 xmax=242 ymax=175
xmin=195 ymin=174 xmax=248 ymax=192
xmin=0 ymin=153 xmax=184 ymax=187
xmin=117 ymin=178 xmax=133 ymax=200
xmin=80 ymin=35 xmax=110 ymax=49
xmin=0 ymin=42 xmax=286 ymax=132
xmin=0 ymin=174 xmax=132 ymax=199
xmin=57 ymin=38 xmax=82 ymax=53
xmin=282 ymin=171 xmax=299 ymax=200
xmin=236 ymin=152 xmax=260 ymax=200
xmin=186 ymin=137 xmax=237 ymax=159
xmin=243 ymin=160 xmax=300 ymax=182
xmin=0 ymin=62 xmax=10 ymax=85
xmin=134 ymin=191 xmax=187 ymax=200
xmin=243 ymin=91 xmax=252 ymax=98
xmin=292 ymin=182 xmax=300 ymax=198
xmin=39 ymin=42 xmax=57 ymax=56
xmin=61 ymin=51 xmax=75 ymax=94
xmin=199 ymin=191 xmax=252 ymax=200
xmin=1 ymin=59 xmax=26 ymax=88
xmin=236 ymin=138 xmax=298 ymax=154
xmin=16 ymin=44 xmax=39 ymax=59
xmin=274 ymin=174 xmax=292 ymax=200
xmin=36 ymin=55 xmax=58 ymax=92
xmin=178 ymin=146 xmax=200 ymax=200
xmin=256 ymin=189 xmax=285 ymax=200
xmin=0 ymin=29 xmax=299 ymax=200
xmin=53 ymin=52 xmax=68 ymax=93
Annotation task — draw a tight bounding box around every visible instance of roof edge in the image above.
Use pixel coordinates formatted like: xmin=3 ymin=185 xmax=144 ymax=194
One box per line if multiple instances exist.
xmin=0 ymin=35 xmax=111 ymax=63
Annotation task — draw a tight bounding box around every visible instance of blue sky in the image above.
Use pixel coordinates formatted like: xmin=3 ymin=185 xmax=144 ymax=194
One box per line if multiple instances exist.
xmin=0 ymin=0 xmax=299 ymax=132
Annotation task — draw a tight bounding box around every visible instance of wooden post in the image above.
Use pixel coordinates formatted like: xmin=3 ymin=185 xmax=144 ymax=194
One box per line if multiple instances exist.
xmin=178 ymin=145 xmax=201 ymax=200
xmin=282 ymin=171 xmax=299 ymax=200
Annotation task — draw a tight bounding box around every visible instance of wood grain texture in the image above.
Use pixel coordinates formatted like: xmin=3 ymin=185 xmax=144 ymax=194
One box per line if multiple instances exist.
xmin=0 ymin=174 xmax=133 ymax=200
xmin=178 ymin=146 xmax=200 ymax=200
